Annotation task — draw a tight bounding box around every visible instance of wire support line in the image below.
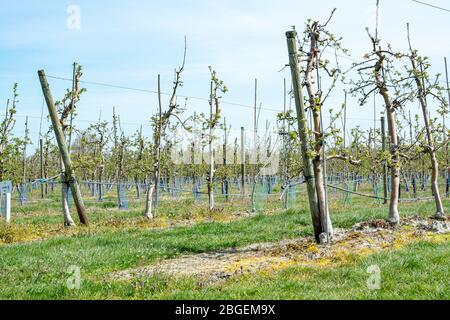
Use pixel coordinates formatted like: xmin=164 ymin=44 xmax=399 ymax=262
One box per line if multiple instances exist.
xmin=411 ymin=0 xmax=450 ymax=13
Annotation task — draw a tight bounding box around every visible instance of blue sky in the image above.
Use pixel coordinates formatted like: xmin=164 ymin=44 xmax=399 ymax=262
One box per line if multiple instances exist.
xmin=1 ymin=0 xmax=449 ymax=148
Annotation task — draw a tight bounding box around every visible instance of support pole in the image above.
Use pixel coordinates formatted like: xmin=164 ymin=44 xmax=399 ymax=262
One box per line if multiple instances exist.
xmin=38 ymin=70 xmax=89 ymax=226
xmin=40 ymin=138 xmax=45 ymax=199
xmin=286 ymin=30 xmax=322 ymax=241
xmin=20 ymin=116 xmax=29 ymax=206
xmin=208 ymin=81 xmax=215 ymax=211
xmin=22 ymin=116 xmax=28 ymax=184
xmin=444 ymin=57 xmax=450 ymax=197
xmin=223 ymin=118 xmax=229 ymax=201
xmin=241 ymin=127 xmax=246 ymax=196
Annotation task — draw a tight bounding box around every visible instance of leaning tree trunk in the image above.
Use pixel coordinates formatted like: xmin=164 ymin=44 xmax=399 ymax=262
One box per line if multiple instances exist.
xmin=39 ymin=70 xmax=89 ymax=226
xmin=286 ymin=31 xmax=323 ymax=243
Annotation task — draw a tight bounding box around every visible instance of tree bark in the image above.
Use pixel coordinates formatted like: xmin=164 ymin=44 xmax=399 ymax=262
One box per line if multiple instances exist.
xmin=381 ymin=91 xmax=400 ymax=223
xmin=145 ymin=184 xmax=155 ymax=220
xmin=61 ymin=178 xmax=75 ymax=227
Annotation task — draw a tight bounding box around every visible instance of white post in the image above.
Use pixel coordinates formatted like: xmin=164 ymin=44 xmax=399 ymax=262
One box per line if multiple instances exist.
xmin=5 ymin=192 xmax=11 ymax=223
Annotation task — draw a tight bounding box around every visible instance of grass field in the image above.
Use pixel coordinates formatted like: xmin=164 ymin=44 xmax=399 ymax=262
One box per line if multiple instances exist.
xmin=0 ymin=187 xmax=449 ymax=300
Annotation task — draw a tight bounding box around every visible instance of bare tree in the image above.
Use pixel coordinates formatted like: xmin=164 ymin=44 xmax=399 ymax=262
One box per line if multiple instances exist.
xmin=207 ymin=67 xmax=227 ymax=211
xmin=54 ymin=63 xmax=86 ymax=226
xmin=145 ymin=38 xmax=187 ymax=219
xmin=406 ymin=24 xmax=446 ymax=219
xmin=0 ymin=85 xmax=18 ymax=181
xmin=88 ymin=120 xmax=109 ymax=201
xmin=350 ymin=14 xmax=408 ymax=224
xmin=286 ymin=9 xmax=351 ymax=243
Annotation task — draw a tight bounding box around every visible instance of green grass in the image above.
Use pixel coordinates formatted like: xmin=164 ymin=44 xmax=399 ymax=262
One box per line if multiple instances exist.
xmin=0 ymin=189 xmax=448 ymax=300
xmin=134 ymin=240 xmax=449 ymax=300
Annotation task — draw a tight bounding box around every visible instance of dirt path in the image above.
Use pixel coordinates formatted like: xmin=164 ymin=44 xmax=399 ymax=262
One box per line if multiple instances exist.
xmin=110 ymin=217 xmax=449 ymax=284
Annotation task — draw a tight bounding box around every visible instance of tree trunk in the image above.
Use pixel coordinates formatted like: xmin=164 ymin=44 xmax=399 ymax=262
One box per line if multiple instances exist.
xmin=251 ymin=176 xmax=258 ymax=213
xmin=429 ymin=152 xmax=445 ymax=217
xmin=98 ymin=165 xmax=103 ymax=201
xmin=61 ymin=179 xmax=75 ymax=227
xmin=374 ymin=51 xmax=400 ymax=224
xmin=116 ymin=183 xmax=121 ymax=209
xmin=208 ymin=146 xmax=215 ymax=211
xmin=310 ymin=100 xmax=332 ymax=240
xmin=145 ymin=183 xmax=155 ymax=220
xmin=385 ymin=100 xmax=401 ymax=224
xmin=135 ymin=176 xmax=141 ymax=199
xmin=208 ymin=82 xmax=215 ymax=211
xmin=61 ymin=158 xmax=75 ymax=227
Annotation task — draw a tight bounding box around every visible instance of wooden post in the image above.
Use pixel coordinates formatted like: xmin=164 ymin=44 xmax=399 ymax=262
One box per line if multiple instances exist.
xmin=38 ymin=70 xmax=89 ymax=226
xmin=208 ymin=81 xmax=215 ymax=211
xmin=155 ymin=74 xmax=163 ymax=218
xmin=286 ymin=30 xmax=322 ymax=241
xmin=381 ymin=116 xmax=388 ymax=204
xmin=191 ymin=113 xmax=196 ymax=193
xmin=19 ymin=116 xmax=29 ymax=206
xmin=22 ymin=116 xmax=28 ymax=184
xmin=253 ymin=79 xmax=258 ymax=171
xmin=373 ymin=92 xmax=377 ymax=151
xmin=282 ymin=78 xmax=287 ymax=181
xmin=39 ymin=138 xmax=45 ymax=199
xmin=444 ymin=57 xmax=450 ymax=198
xmin=241 ymin=127 xmax=246 ymax=196
xmin=223 ymin=118 xmax=229 ymax=201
